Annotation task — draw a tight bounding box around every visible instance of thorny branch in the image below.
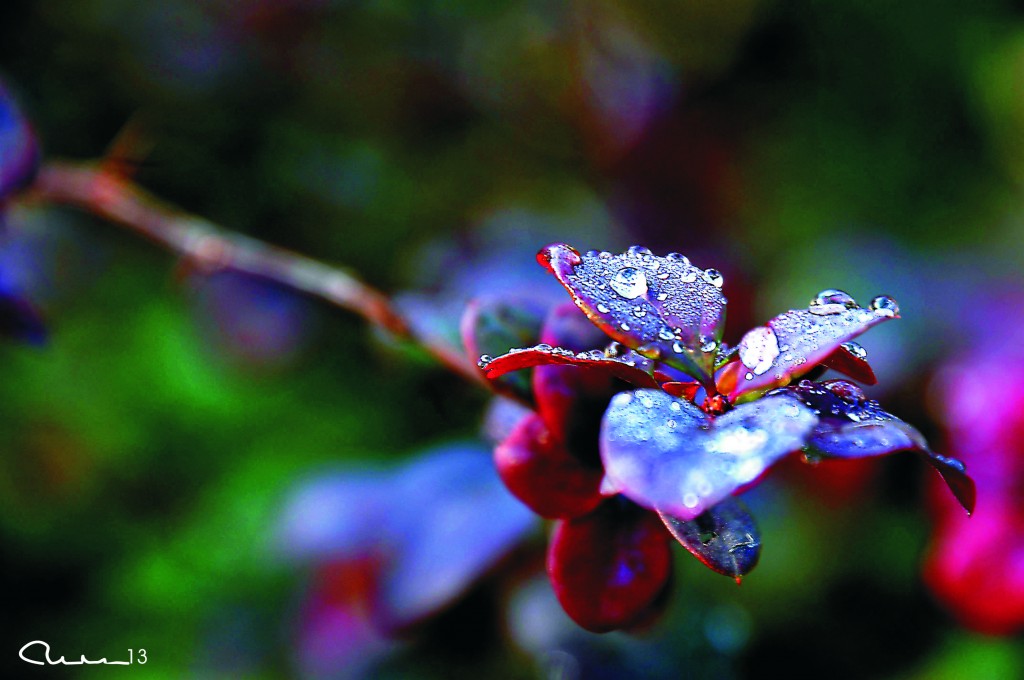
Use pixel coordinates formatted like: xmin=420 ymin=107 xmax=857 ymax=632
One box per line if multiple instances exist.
xmin=26 ymin=160 xmax=485 ymax=385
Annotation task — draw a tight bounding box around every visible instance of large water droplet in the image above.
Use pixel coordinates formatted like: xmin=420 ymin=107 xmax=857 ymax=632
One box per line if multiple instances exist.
xmin=658 ymin=328 xmax=677 ymax=341
xmin=809 ymin=288 xmax=857 ymax=315
xmin=477 ymin=355 xmax=493 ymax=367
xmin=609 ymin=267 xmax=648 ymax=299
xmin=627 ymin=245 xmax=652 ymax=257
xmin=703 ymin=268 xmax=724 ymax=288
xmin=739 ymin=326 xmax=780 ymax=376
xmin=700 ymin=336 xmax=718 ymax=353
xmin=667 ymin=252 xmax=690 ymax=265
xmin=869 ymin=295 xmax=900 ymax=318
xmin=841 ymin=341 xmax=867 ymax=359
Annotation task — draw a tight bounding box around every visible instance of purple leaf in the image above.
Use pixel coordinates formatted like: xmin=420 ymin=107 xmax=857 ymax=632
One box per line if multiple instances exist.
xmin=461 ymin=297 xmax=547 ymax=401
xmin=658 ymin=497 xmax=761 ymax=580
xmin=600 ymin=389 xmax=817 ymax=520
xmin=480 ymin=345 xmax=659 ymax=389
xmin=378 ymin=444 xmax=537 ymax=630
xmin=727 ymin=291 xmax=899 ymax=400
xmin=777 ymin=379 xmax=975 ymax=514
xmin=537 ymin=244 xmax=727 ymax=384
xmin=0 ymin=79 xmax=39 ymax=202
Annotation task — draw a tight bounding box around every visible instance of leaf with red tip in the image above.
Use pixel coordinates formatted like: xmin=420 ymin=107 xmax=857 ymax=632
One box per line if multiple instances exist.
xmin=820 ymin=342 xmax=877 ymax=385
xmin=481 ymin=345 xmax=659 ymax=388
xmin=495 ymin=413 xmax=604 ymax=519
xmin=601 ymin=389 xmax=817 ymax=520
xmin=462 ymin=297 xmax=547 ymax=401
xmin=537 ymin=243 xmax=726 ymax=384
xmin=658 ymin=497 xmax=761 ymax=579
xmin=661 ymin=381 xmax=700 ymax=400
xmin=777 ymin=380 xmax=975 ymax=514
xmin=728 ymin=299 xmax=897 ymax=400
xmin=547 ymin=499 xmax=672 ymax=633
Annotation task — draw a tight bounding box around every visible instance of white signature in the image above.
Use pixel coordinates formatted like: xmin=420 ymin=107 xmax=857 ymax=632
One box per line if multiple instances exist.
xmin=19 ymin=640 xmax=147 ymax=665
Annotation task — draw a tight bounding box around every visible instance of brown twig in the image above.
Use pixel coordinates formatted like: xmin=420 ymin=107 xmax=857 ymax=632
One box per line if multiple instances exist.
xmin=27 ymin=160 xmax=485 ymax=385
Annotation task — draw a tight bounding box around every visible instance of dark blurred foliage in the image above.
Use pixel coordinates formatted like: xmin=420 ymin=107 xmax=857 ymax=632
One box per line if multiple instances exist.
xmin=3 ymin=0 xmax=1024 ymax=677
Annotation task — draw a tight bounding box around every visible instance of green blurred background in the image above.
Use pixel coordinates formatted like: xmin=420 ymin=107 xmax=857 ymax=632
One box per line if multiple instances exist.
xmin=2 ymin=0 xmax=1024 ymax=677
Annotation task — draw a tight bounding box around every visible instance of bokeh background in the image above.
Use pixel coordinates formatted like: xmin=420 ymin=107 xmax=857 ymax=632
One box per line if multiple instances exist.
xmin=2 ymin=0 xmax=1024 ymax=677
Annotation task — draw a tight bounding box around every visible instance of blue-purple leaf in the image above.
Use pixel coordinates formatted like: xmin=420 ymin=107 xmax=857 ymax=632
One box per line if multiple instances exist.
xmin=658 ymin=497 xmax=761 ymax=580
xmin=600 ymin=389 xmax=817 ymax=520
xmin=537 ymin=244 xmax=727 ymax=384
xmin=776 ymin=379 xmax=975 ymax=514
xmin=726 ymin=292 xmax=898 ymax=400
xmin=0 ymin=78 xmax=39 ymax=202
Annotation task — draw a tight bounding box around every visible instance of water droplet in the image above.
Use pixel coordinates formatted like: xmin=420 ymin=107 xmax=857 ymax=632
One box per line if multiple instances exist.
xmin=672 ymin=341 xmax=684 ymax=354
xmin=627 ymin=245 xmax=652 ymax=257
xmin=681 ymin=270 xmax=698 ymax=283
xmin=809 ymin=288 xmax=857 ymax=315
xmin=869 ymin=295 xmax=900 ymax=317
xmin=641 ymin=396 xmax=655 ymax=408
xmin=667 ymin=252 xmax=690 ymax=265
xmin=596 ymin=303 xmax=610 ymax=314
xmin=632 ymin=306 xmax=647 ymax=318
xmin=609 ymin=267 xmax=649 ymax=299
xmin=620 ymin=322 xmax=631 ymax=331
xmin=658 ymin=328 xmax=676 ymax=341
xmin=670 ymin=401 xmax=682 ymax=412
xmin=656 ymin=292 xmax=668 ymax=301
xmin=738 ymin=326 xmax=780 ymax=376
xmin=700 ymin=336 xmax=717 ymax=353
xmin=598 ymin=251 xmax=613 ymax=259
xmin=536 ymin=344 xmax=552 ymax=352
xmin=703 ymin=268 xmax=724 ymax=288
xmin=585 ymin=249 xmax=601 ymax=257
xmin=605 ymin=342 xmax=624 ymax=357
xmin=745 ymin=372 xmax=753 ymax=380
xmin=841 ymin=341 xmax=867 ymax=359
xmin=477 ymin=355 xmax=492 ymax=367
xmin=683 ymin=493 xmax=699 ymax=509
xmin=667 ymin=419 xmax=677 ymax=428
xmin=826 ymin=380 xmax=865 ymax=403
xmin=657 ymin=272 xmax=670 ymax=280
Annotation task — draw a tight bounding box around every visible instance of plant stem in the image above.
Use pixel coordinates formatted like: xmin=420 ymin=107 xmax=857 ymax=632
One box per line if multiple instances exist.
xmin=27 ymin=160 xmax=485 ymax=385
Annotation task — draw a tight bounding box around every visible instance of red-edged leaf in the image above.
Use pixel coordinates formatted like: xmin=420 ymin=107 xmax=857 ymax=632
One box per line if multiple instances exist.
xmin=462 ymin=297 xmax=547 ymax=402
xmin=727 ymin=293 xmax=898 ymax=400
xmin=820 ymin=342 xmax=877 ymax=385
xmin=661 ymin=381 xmax=700 ymax=400
xmin=778 ymin=380 xmax=975 ymax=514
xmin=658 ymin=497 xmax=761 ymax=580
xmin=600 ymin=389 xmax=817 ymax=520
xmin=537 ymin=243 xmax=727 ymax=384
xmin=494 ymin=413 xmax=604 ymax=519
xmin=481 ymin=345 xmax=659 ymax=388
xmin=0 ymin=79 xmax=39 ymax=202
xmin=547 ymin=499 xmax=672 ymax=633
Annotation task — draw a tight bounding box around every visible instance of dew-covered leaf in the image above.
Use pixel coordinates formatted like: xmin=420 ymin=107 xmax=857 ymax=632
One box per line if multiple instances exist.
xmin=480 ymin=345 xmax=659 ymax=388
xmin=462 ymin=297 xmax=547 ymax=401
xmin=727 ymin=292 xmax=898 ymax=400
xmin=495 ymin=413 xmax=605 ymax=519
xmin=778 ymin=380 xmax=975 ymax=514
xmin=600 ymin=389 xmax=817 ymax=520
xmin=547 ymin=499 xmax=672 ymax=633
xmin=658 ymin=497 xmax=761 ymax=580
xmin=537 ymin=243 xmax=727 ymax=383
xmin=0 ymin=79 xmax=39 ymax=202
